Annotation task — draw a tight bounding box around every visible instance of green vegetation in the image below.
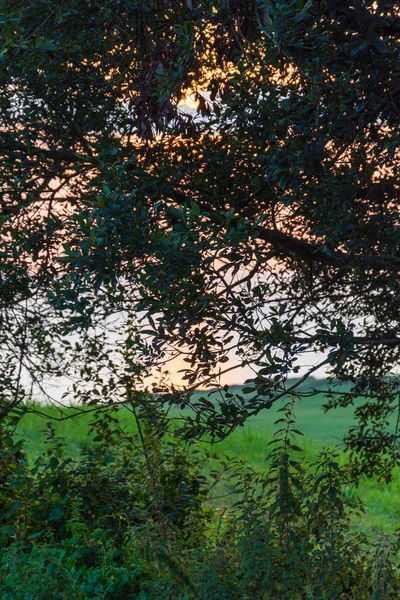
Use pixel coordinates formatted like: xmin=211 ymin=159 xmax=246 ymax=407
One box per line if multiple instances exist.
xmin=1 ymin=401 xmax=399 ymax=599
xmin=2 ymin=0 xmax=400 ymax=480
xmin=2 ymin=2 xmax=400 ymax=597
xmin=16 ymin=387 xmax=400 ymax=534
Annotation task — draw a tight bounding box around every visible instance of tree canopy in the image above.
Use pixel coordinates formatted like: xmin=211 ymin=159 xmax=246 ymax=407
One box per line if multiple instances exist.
xmin=1 ymin=0 xmax=400 ymax=479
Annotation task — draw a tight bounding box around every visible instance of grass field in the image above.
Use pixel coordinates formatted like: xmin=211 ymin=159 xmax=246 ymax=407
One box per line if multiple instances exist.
xmin=15 ymin=386 xmax=400 ymax=535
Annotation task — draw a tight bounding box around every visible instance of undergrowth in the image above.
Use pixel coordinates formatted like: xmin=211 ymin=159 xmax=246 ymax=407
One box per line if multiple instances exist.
xmin=0 ymin=400 xmax=399 ymax=599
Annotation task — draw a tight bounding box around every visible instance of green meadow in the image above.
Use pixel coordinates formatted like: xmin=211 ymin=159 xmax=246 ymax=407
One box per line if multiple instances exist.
xmin=15 ymin=385 xmax=400 ymax=535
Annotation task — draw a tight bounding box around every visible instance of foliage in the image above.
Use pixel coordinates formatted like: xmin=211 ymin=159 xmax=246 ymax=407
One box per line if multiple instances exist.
xmin=1 ymin=0 xmax=400 ymax=477
xmin=1 ymin=403 xmax=399 ymax=599
xmin=14 ymin=392 xmax=400 ymax=533
xmin=3 ymin=2 xmax=400 ymax=594
xmin=0 ymin=404 xmax=212 ymax=598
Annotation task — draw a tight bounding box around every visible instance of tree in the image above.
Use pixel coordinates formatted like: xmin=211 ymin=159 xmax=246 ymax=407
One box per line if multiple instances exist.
xmin=1 ymin=0 xmax=400 ymax=479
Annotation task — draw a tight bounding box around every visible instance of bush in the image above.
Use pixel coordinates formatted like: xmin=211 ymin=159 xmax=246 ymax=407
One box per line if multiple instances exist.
xmin=0 ymin=402 xmax=399 ymax=599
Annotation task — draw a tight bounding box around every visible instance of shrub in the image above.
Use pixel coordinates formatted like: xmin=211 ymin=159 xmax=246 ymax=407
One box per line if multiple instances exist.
xmin=0 ymin=401 xmax=399 ymax=599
